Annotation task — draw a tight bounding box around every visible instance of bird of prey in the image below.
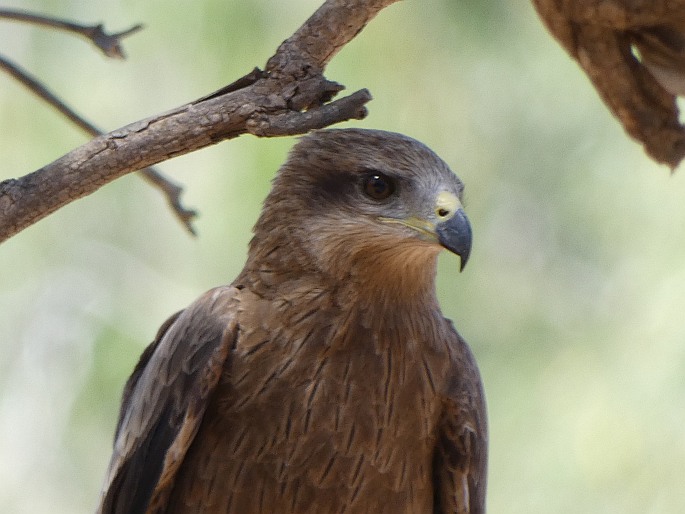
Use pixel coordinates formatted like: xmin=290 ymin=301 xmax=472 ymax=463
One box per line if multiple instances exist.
xmin=97 ymin=128 xmax=487 ymax=514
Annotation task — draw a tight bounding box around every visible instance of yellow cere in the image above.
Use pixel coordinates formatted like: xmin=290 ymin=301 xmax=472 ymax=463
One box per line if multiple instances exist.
xmin=434 ymin=191 xmax=460 ymax=220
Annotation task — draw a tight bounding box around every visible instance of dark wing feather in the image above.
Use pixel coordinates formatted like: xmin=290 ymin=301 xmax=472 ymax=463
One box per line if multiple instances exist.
xmin=97 ymin=286 xmax=240 ymax=514
xmin=434 ymin=330 xmax=488 ymax=514
xmin=113 ymin=311 xmax=183 ymax=440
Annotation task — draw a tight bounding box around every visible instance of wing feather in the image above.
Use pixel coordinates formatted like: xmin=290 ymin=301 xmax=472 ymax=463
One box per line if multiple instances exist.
xmin=97 ymin=286 xmax=240 ymax=514
xmin=434 ymin=329 xmax=488 ymax=514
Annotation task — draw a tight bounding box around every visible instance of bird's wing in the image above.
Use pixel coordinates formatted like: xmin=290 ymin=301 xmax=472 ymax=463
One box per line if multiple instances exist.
xmin=97 ymin=286 xmax=240 ymax=514
xmin=434 ymin=329 xmax=488 ymax=514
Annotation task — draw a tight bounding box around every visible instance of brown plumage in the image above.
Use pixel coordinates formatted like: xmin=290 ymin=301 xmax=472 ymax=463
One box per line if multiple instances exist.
xmin=97 ymin=129 xmax=487 ymax=514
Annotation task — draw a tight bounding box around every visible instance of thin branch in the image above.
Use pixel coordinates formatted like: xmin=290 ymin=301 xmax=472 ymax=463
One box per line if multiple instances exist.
xmin=0 ymin=54 xmax=96 ymax=133
xmin=137 ymin=169 xmax=197 ymax=235
xmin=0 ymin=0 xmax=395 ymax=243
xmin=0 ymin=54 xmax=198 ymax=235
xmin=0 ymin=8 xmax=142 ymax=59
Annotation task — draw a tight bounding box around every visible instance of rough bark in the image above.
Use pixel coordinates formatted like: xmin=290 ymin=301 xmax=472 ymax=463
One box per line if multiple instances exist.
xmin=0 ymin=0 xmax=398 ymax=243
xmin=532 ymin=0 xmax=685 ymax=168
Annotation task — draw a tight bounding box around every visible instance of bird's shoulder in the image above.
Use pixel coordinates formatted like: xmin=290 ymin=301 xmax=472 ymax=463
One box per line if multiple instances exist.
xmin=98 ymin=285 xmax=242 ymax=514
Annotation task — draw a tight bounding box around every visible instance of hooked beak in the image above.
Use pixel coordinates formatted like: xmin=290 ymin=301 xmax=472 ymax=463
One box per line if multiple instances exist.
xmin=379 ymin=191 xmax=473 ymax=271
xmin=436 ymin=208 xmax=472 ymax=271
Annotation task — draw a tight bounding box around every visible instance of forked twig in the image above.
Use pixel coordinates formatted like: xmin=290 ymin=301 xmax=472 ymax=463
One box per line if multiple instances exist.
xmin=0 ymin=8 xmax=143 ymax=59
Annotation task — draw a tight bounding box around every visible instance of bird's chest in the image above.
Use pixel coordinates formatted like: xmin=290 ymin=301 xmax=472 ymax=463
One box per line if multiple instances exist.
xmin=189 ymin=305 xmax=452 ymax=512
xmin=168 ymin=296 xmax=450 ymax=514
xmin=235 ymin=303 xmax=447 ymax=424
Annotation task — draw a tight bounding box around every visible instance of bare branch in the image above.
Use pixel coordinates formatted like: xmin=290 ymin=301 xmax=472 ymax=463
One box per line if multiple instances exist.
xmin=0 ymin=8 xmax=142 ymax=59
xmin=246 ymin=89 xmax=371 ymax=136
xmin=0 ymin=54 xmax=198 ymax=235
xmin=0 ymin=0 xmax=395 ymax=242
xmin=0 ymin=54 xmax=97 ymax=133
xmin=267 ymin=0 xmax=397 ymax=72
xmin=532 ymin=0 xmax=685 ymax=168
xmin=137 ymin=169 xmax=198 ymax=236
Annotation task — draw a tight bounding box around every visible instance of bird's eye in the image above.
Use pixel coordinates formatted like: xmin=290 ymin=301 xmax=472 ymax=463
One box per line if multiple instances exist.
xmin=362 ymin=172 xmax=395 ymax=200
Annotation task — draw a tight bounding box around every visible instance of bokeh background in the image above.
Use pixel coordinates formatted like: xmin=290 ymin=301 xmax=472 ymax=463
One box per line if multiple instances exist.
xmin=2 ymin=0 xmax=685 ymax=512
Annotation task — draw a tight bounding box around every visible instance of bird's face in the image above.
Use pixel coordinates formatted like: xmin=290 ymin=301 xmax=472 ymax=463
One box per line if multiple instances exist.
xmin=364 ymin=172 xmax=471 ymax=271
xmin=270 ymin=129 xmax=472 ymax=273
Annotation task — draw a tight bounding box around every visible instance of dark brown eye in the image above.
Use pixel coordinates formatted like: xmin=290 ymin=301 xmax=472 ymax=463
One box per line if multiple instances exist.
xmin=362 ymin=172 xmax=395 ymax=200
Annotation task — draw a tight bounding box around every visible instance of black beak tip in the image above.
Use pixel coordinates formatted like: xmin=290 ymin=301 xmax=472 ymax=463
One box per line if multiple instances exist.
xmin=459 ymin=251 xmax=470 ymax=272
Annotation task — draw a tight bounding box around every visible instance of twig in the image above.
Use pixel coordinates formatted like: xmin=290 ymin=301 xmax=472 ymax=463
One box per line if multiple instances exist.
xmin=137 ymin=169 xmax=197 ymax=235
xmin=246 ymin=89 xmax=372 ymax=136
xmin=0 ymin=54 xmax=198 ymax=235
xmin=0 ymin=8 xmax=142 ymax=59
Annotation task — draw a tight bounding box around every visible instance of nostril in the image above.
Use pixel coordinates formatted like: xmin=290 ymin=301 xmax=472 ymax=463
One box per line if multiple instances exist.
xmin=435 ymin=191 xmax=460 ymax=221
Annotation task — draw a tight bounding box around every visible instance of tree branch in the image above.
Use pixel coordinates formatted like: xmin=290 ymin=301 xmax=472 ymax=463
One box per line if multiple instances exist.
xmin=0 ymin=8 xmax=142 ymax=59
xmin=532 ymin=0 xmax=685 ymax=168
xmin=245 ymin=89 xmax=372 ymax=136
xmin=0 ymin=54 xmax=198 ymax=235
xmin=0 ymin=0 xmax=397 ymax=242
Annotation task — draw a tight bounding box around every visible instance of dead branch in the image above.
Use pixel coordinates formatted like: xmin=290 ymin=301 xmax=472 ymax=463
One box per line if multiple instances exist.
xmin=0 ymin=8 xmax=142 ymax=59
xmin=0 ymin=0 xmax=397 ymax=243
xmin=0 ymin=55 xmax=198 ymax=235
xmin=532 ymin=0 xmax=685 ymax=168
xmin=137 ymin=169 xmax=197 ymax=235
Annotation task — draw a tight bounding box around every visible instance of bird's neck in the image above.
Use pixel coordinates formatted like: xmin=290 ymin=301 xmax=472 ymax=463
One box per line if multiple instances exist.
xmin=239 ymin=225 xmax=441 ymax=311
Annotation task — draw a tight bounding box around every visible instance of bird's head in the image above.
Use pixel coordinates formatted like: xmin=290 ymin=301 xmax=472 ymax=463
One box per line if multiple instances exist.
xmin=250 ymin=129 xmax=472 ymax=298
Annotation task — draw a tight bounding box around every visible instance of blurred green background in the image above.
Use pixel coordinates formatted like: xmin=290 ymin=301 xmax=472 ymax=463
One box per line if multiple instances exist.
xmin=2 ymin=0 xmax=685 ymax=512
